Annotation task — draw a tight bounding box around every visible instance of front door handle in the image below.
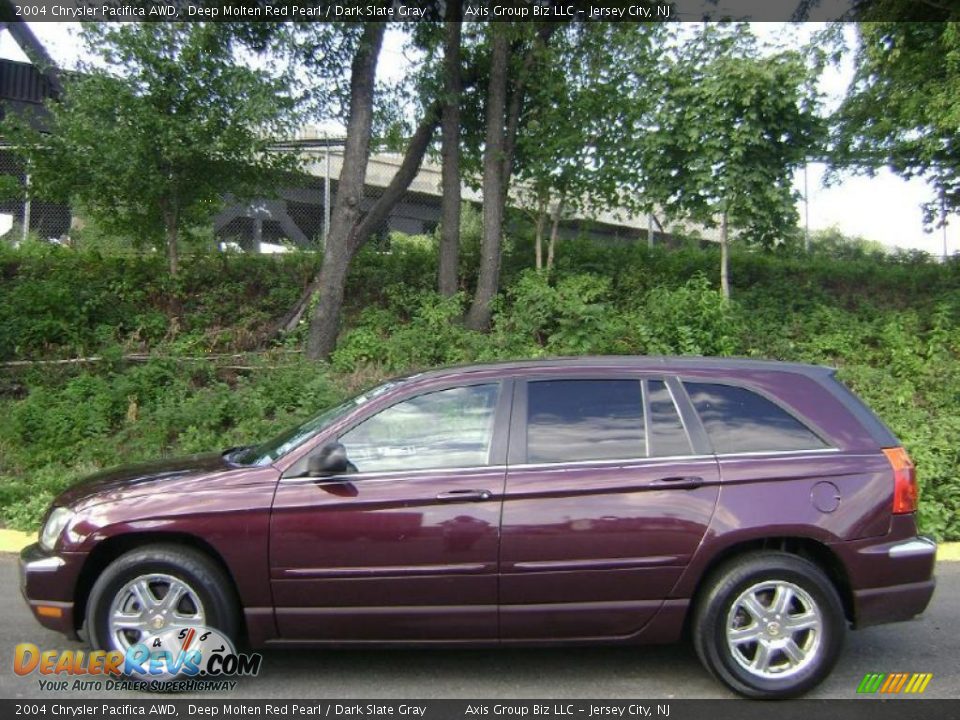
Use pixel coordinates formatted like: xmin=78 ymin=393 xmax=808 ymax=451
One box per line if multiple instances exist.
xmin=436 ymin=489 xmax=493 ymax=501
xmin=653 ymin=476 xmax=704 ymax=490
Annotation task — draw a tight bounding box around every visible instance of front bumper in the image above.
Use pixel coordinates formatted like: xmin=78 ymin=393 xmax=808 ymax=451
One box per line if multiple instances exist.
xmin=19 ymin=543 xmax=84 ymax=640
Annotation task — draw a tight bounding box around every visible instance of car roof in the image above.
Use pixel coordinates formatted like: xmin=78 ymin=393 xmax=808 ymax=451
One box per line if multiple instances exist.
xmin=386 ymin=356 xmax=897 ymax=450
xmin=410 ymin=356 xmax=836 ymax=382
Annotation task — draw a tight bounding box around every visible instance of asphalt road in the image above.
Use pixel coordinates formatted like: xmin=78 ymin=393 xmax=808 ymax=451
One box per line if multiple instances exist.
xmin=0 ymin=556 xmax=956 ymax=701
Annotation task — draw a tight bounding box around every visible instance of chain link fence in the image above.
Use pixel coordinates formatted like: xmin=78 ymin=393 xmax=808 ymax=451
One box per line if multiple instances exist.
xmin=213 ymin=135 xmax=670 ymax=255
xmin=0 ymin=136 xmax=448 ymax=255
xmin=0 ymin=147 xmax=72 ymax=245
xmin=214 ymin=137 xmax=448 ymax=255
xmin=0 ymin=134 xmax=668 ymax=255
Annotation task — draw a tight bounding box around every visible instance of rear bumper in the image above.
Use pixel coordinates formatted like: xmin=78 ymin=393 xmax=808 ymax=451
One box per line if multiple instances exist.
xmin=19 ymin=543 xmax=83 ymax=640
xmin=853 ymin=578 xmax=936 ymax=628
xmin=835 ymin=531 xmax=937 ymax=628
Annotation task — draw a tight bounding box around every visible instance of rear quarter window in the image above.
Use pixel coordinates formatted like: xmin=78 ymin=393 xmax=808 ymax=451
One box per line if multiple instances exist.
xmin=684 ymin=382 xmax=828 ymax=454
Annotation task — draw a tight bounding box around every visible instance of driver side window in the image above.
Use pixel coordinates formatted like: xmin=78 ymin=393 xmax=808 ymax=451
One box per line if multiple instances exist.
xmin=340 ymin=383 xmax=501 ymax=474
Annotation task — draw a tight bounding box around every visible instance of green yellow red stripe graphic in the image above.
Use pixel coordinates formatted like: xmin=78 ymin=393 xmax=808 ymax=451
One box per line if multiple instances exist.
xmin=857 ymin=672 xmax=933 ymax=694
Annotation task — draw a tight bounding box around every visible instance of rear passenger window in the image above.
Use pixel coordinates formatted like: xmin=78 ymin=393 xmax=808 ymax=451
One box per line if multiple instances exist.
xmin=684 ymin=382 xmax=827 ymax=454
xmin=646 ymin=380 xmax=692 ymax=457
xmin=527 ymin=380 xmax=645 ymax=463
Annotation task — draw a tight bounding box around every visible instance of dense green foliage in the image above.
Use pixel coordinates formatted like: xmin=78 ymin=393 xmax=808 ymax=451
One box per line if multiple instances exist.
xmin=0 ymin=245 xmax=321 ymax=360
xmin=3 ymin=237 xmax=960 ymax=540
xmin=644 ymin=24 xmax=823 ymax=247
xmin=834 ymin=16 xmax=960 ymax=222
xmin=1 ymin=24 xmax=298 ymax=273
xmin=508 ymin=24 xmax=664 ymax=218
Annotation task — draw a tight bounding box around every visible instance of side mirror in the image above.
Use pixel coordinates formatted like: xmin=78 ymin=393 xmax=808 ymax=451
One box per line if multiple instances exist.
xmin=307 ymin=442 xmax=349 ymax=477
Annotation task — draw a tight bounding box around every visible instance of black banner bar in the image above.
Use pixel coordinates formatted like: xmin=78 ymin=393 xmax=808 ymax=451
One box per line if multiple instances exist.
xmin=1 ymin=0 xmax=875 ymax=24
xmin=3 ymin=700 xmax=960 ymax=720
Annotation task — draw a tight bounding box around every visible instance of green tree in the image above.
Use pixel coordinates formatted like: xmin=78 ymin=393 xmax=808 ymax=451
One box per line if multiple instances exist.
xmin=512 ymin=23 xmax=665 ymax=271
xmin=463 ymin=22 xmax=560 ymax=331
xmin=299 ymin=20 xmax=457 ymax=360
xmin=642 ymin=24 xmax=823 ymax=298
xmin=3 ymin=23 xmax=298 ymax=276
xmin=832 ymin=6 xmax=960 ymax=224
xmin=807 ymin=225 xmax=889 ymax=260
xmin=258 ymin=18 xmax=470 ymax=359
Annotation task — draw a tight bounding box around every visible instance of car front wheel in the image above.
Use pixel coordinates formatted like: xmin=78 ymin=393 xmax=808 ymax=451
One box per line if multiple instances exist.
xmin=85 ymin=544 xmax=239 ymax=656
xmin=692 ymin=551 xmax=846 ymax=699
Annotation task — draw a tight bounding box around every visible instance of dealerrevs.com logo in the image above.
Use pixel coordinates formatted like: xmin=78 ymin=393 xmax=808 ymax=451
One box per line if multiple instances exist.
xmin=14 ymin=626 xmax=262 ymax=692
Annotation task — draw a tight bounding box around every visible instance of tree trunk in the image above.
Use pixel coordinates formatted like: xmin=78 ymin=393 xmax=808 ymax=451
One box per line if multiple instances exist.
xmin=304 ymin=23 xmax=385 ymax=361
xmin=352 ymin=106 xmax=440 ymax=243
xmin=465 ymin=25 xmax=509 ymax=331
xmin=466 ymin=24 xmax=557 ymax=323
xmin=306 ymin=239 xmax=353 ymax=360
xmin=438 ymin=6 xmax=462 ymax=298
xmin=720 ymin=209 xmax=730 ymax=300
xmin=276 ymin=278 xmax=320 ymax=338
xmin=270 ymin=100 xmax=442 ymax=345
xmin=270 ymin=23 xmax=483 ymax=354
xmin=534 ymin=193 xmax=547 ymax=271
xmin=547 ymin=197 xmax=564 ymax=271
xmin=303 ymin=105 xmax=440 ymax=358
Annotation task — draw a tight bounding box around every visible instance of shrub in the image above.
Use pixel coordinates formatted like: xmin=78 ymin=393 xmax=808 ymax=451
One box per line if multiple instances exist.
xmin=333 ymin=291 xmax=484 ymax=372
xmin=492 ymin=271 xmax=628 ymax=356
xmin=4 ymin=238 xmax=960 ymax=539
xmin=633 ymin=274 xmax=743 ymax=356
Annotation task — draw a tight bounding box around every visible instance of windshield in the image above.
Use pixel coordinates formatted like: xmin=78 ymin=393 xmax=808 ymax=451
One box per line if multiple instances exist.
xmin=230 ymin=379 xmax=410 ymax=466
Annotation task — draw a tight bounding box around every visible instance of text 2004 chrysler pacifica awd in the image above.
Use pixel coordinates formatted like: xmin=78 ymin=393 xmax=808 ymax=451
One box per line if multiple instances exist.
xmin=21 ymin=357 xmax=936 ymax=698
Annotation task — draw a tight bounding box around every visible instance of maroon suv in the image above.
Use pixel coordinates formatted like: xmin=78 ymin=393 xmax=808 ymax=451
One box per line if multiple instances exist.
xmin=21 ymin=357 xmax=936 ymax=697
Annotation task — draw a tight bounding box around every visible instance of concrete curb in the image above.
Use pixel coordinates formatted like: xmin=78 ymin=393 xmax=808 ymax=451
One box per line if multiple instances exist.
xmin=1 ymin=526 xmax=958 ymax=559
xmin=0 ymin=529 xmax=34 ymax=553
xmin=939 ymin=542 xmax=960 ymax=562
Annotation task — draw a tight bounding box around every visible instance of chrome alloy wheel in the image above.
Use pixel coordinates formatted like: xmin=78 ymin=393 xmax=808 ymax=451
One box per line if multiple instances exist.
xmin=725 ymin=580 xmax=823 ymax=680
xmin=107 ymin=573 xmax=206 ymax=651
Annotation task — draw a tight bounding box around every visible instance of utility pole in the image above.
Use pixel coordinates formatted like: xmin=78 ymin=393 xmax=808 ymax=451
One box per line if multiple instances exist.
xmin=803 ymin=162 xmax=810 ymax=253
xmin=942 ymin=190 xmax=949 ymax=262
xmin=21 ymin=172 xmax=31 ymax=246
xmin=323 ymin=137 xmax=331 ymax=250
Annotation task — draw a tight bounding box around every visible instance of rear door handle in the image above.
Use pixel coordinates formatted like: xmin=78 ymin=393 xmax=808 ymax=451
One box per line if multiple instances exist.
xmin=436 ymin=489 xmax=493 ymax=501
xmin=653 ymin=476 xmax=704 ymax=490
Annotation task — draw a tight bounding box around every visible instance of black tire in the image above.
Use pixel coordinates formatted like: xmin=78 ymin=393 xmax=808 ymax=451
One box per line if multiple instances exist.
xmin=85 ymin=543 xmax=239 ymax=655
xmin=692 ymin=551 xmax=846 ymax=699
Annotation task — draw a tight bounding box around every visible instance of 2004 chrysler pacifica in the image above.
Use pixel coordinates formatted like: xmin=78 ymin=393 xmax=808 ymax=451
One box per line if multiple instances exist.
xmin=21 ymin=357 xmax=936 ymax=698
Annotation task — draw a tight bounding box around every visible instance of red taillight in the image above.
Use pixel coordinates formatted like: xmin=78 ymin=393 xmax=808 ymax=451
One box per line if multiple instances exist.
xmin=883 ymin=447 xmax=918 ymax=514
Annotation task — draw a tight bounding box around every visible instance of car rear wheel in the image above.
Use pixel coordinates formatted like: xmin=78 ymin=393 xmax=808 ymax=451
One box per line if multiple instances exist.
xmin=85 ymin=544 xmax=239 ymax=655
xmin=692 ymin=551 xmax=845 ymax=699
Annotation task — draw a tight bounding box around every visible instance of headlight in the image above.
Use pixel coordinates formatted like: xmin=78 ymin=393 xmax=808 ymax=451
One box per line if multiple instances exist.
xmin=39 ymin=507 xmax=75 ymax=552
